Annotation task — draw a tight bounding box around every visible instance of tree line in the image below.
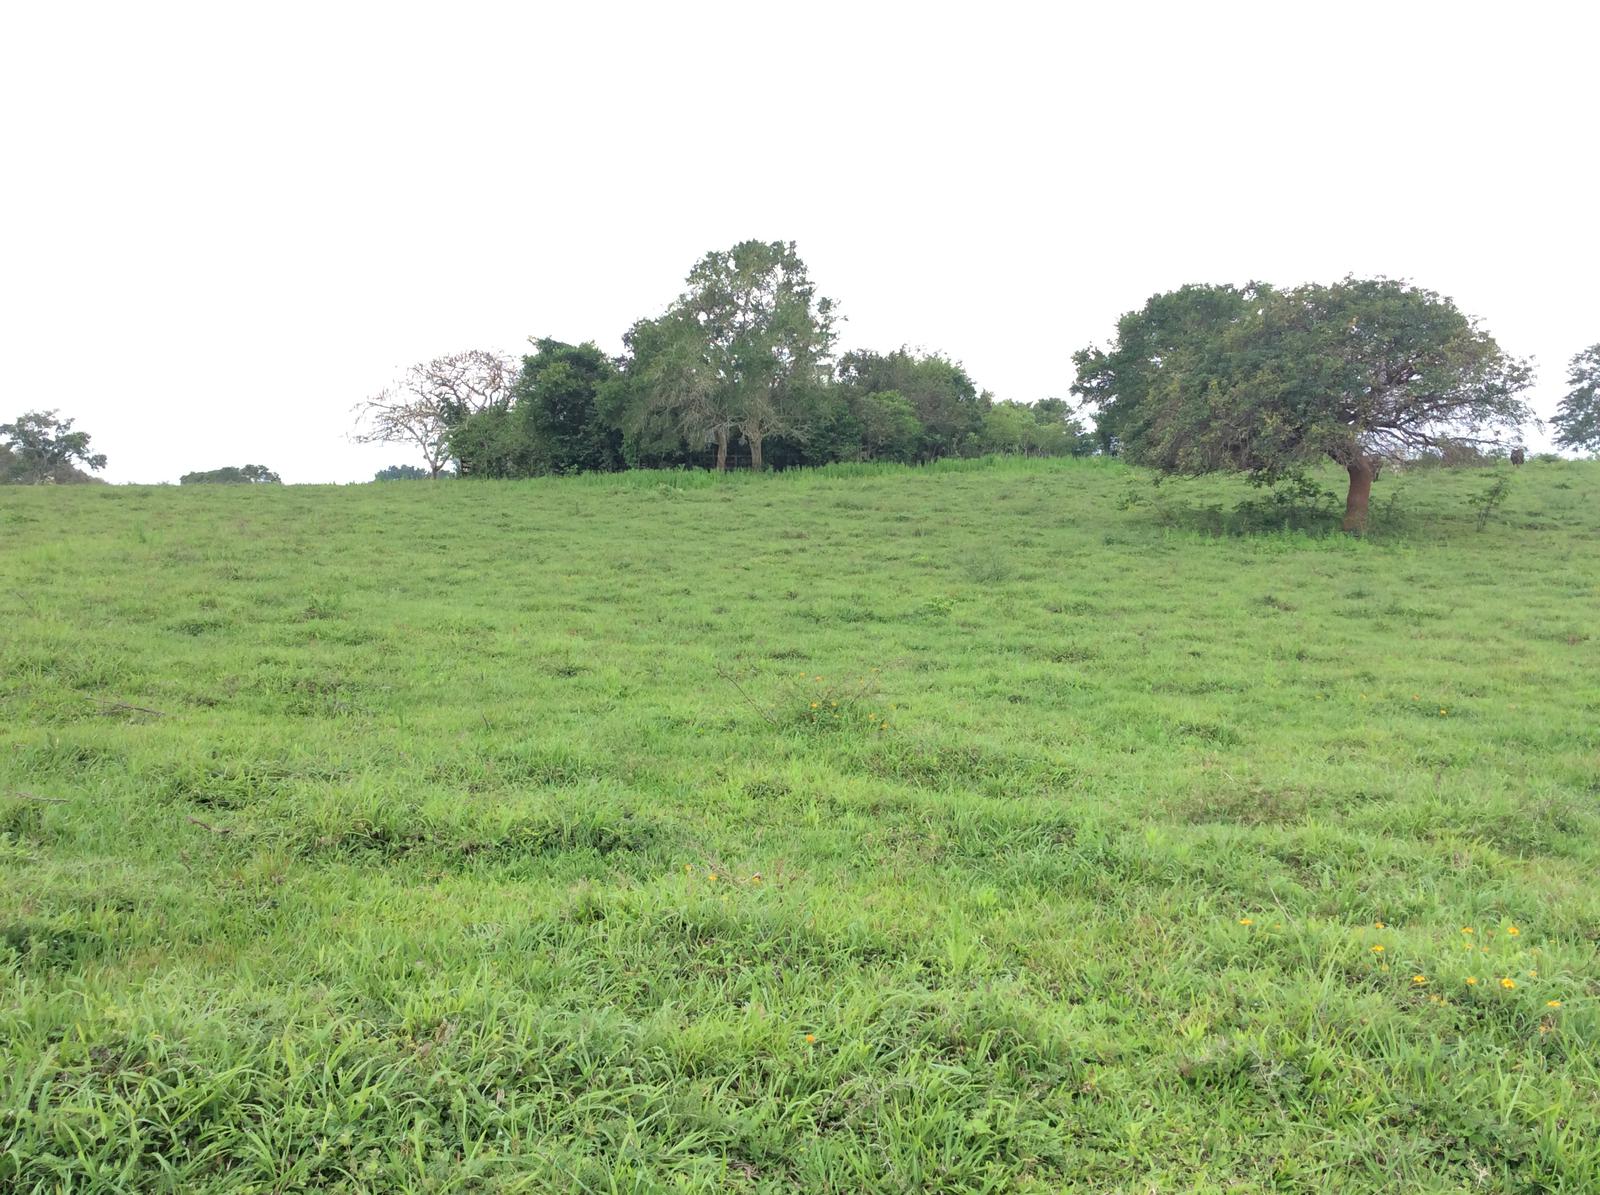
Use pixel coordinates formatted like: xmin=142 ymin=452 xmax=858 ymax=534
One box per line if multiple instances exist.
xmin=351 ymin=243 xmax=1599 ymax=531
xmin=5 ymin=242 xmax=1600 ymax=510
xmin=353 ymin=241 xmax=1094 ymax=481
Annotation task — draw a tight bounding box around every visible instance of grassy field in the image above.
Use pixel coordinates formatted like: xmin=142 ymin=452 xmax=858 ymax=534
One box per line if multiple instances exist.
xmin=2 ymin=456 xmax=1598 ymax=1192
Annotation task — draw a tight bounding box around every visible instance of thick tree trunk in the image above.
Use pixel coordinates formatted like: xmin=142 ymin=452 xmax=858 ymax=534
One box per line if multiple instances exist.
xmin=748 ymin=430 xmax=764 ymax=471
xmin=1343 ymin=457 xmax=1376 ymax=534
xmin=714 ymin=428 xmax=728 ymax=472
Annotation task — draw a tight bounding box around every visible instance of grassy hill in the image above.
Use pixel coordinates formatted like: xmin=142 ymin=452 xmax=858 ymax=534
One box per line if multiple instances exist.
xmin=2 ymin=456 xmax=1597 ymax=1192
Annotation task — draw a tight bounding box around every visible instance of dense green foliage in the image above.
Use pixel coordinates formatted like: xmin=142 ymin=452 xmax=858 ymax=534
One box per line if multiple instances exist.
xmin=3 ymin=458 xmax=1597 ymax=1191
xmin=179 ymin=465 xmax=282 ymax=485
xmin=373 ymin=464 xmax=432 ymax=481
xmin=450 ymin=341 xmax=620 ymax=478
xmin=0 ymin=410 xmax=107 ymax=484
xmin=1551 ymin=343 xmax=1600 ymax=453
xmin=611 ymin=241 xmax=837 ymax=472
xmin=1073 ymin=279 xmax=1534 ymax=530
xmin=834 ymin=348 xmax=990 ymax=463
xmin=425 ymin=243 xmax=1092 ymax=480
xmin=981 ymin=398 xmax=1095 ymax=458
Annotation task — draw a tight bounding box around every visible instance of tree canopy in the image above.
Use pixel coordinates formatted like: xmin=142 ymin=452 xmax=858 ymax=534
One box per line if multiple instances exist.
xmin=1551 ymin=344 xmax=1600 ymax=454
xmin=1 ymin=410 xmax=107 ymax=484
xmin=610 ymin=241 xmax=838 ymax=470
xmin=350 ymin=243 xmax=1102 ymax=479
xmin=836 ymin=349 xmax=990 ymax=461
xmin=447 ymin=340 xmax=620 ymax=477
xmin=179 ymin=464 xmax=281 ymax=485
xmin=1073 ymin=278 xmax=1533 ymax=531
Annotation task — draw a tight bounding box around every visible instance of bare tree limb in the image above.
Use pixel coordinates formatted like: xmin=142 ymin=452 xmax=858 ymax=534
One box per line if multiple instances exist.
xmin=91 ymin=697 xmax=167 ymax=717
xmin=714 ymin=665 xmax=781 ymax=727
xmin=352 ymin=350 xmax=517 ymax=478
xmin=8 ymin=790 xmax=68 ymax=805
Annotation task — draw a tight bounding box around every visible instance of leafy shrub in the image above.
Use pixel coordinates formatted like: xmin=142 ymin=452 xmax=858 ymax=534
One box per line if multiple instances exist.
xmin=959 ymin=549 xmax=1013 ymax=583
xmin=1228 ymin=476 xmax=1342 ymax=533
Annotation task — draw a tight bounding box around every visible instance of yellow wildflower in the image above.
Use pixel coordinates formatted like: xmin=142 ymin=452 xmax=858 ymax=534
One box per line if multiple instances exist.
xmin=1500 ymin=977 xmax=1515 ymax=989
xmin=1506 ymin=925 xmax=1520 ymax=936
xmin=1466 ymin=977 xmax=1478 ymax=986
xmin=1547 ymin=1000 xmax=1562 ymax=1008
xmin=1412 ymin=974 xmax=1427 ymax=985
xmin=1371 ymin=944 xmax=1385 ymax=953
xmin=1239 ymin=918 xmax=1254 ymax=926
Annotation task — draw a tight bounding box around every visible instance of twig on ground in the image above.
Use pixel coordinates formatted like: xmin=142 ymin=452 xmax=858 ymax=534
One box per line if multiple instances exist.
xmin=713 ymin=665 xmax=780 ymax=727
xmin=9 ymin=790 xmax=69 ymax=805
xmin=186 ymin=816 xmax=232 ymax=835
xmin=91 ymin=697 xmax=167 ymax=717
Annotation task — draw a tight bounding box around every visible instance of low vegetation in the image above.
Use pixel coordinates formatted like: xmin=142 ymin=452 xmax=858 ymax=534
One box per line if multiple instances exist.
xmin=179 ymin=465 xmax=282 ymax=486
xmin=3 ymin=457 xmax=1597 ymax=1191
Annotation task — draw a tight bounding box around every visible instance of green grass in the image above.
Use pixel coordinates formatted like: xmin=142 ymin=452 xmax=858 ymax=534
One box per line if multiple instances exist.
xmin=2 ymin=456 xmax=1598 ymax=1192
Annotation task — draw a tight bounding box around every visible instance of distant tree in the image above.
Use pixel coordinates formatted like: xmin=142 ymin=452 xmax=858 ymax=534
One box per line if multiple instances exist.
xmin=853 ymin=390 xmax=924 ymax=462
xmin=373 ymin=463 xmax=431 ymax=481
xmin=1551 ymin=344 xmax=1600 ymax=454
xmin=513 ymin=339 xmax=621 ymax=474
xmin=0 ymin=410 xmax=107 ymax=484
xmin=353 ymin=350 xmax=515 ymax=478
xmin=981 ymin=402 xmax=1038 ymax=456
xmin=414 ymin=350 xmax=518 ymax=426
xmin=1073 ymin=279 xmax=1533 ymax=532
xmin=1029 ymin=397 xmax=1097 ymax=456
xmin=837 ymin=349 xmax=989 ymax=460
xmin=616 ymin=241 xmax=837 ymax=470
xmin=179 ymin=464 xmax=281 ymax=484
xmin=446 ymin=406 xmax=533 ymax=478
xmin=981 ymin=400 xmax=1091 ymax=457
xmin=608 ymin=307 xmax=733 ymax=467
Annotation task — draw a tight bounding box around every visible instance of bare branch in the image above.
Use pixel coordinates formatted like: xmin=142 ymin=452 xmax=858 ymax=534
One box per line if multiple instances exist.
xmin=352 ymin=350 xmax=517 ymax=477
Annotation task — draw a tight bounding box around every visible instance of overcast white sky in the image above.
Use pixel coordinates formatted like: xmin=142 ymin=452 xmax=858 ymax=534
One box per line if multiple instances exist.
xmin=2 ymin=1 xmax=1595 ymax=483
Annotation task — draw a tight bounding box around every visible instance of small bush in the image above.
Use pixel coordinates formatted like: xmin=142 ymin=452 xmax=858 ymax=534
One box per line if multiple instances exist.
xmin=959 ymin=549 xmax=1014 ymax=584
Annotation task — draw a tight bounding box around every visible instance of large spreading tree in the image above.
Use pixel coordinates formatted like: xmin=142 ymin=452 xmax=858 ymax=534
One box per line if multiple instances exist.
xmin=1551 ymin=344 xmax=1600 ymax=454
xmin=0 ymin=410 xmax=107 ymax=484
xmin=618 ymin=241 xmax=837 ymax=470
xmin=1073 ymin=278 xmax=1534 ymax=531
